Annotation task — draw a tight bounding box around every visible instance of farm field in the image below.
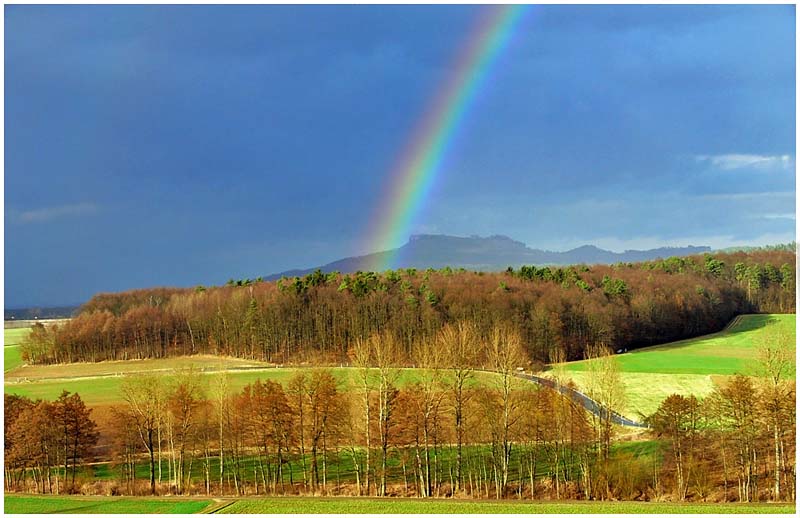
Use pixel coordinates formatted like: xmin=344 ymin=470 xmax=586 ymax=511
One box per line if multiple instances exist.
xmin=4 ymin=327 xmax=31 ymax=346
xmin=219 ymin=498 xmax=796 ymax=514
xmin=5 ymin=346 xmax=23 ymax=372
xmin=3 ymin=495 xmax=794 ymax=514
xmin=6 ymin=354 xmax=272 ymax=381
xmin=551 ymin=314 xmax=796 ymax=418
xmin=4 ymin=361 xmax=517 ymax=407
xmin=4 ymin=327 xmax=30 ymax=372
xmin=560 ymin=371 xmax=716 ymax=420
xmin=3 ymin=495 xmax=213 ymax=514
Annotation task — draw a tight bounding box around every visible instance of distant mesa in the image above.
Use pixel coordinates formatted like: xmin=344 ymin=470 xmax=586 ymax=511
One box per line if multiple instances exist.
xmin=265 ymin=234 xmax=711 ymax=279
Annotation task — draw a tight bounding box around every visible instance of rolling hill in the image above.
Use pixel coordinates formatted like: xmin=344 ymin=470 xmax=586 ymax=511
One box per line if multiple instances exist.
xmin=550 ymin=314 xmax=796 ymax=419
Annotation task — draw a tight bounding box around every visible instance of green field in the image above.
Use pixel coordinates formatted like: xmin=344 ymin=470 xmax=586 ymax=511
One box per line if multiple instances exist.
xmin=3 ymin=495 xmax=794 ymax=514
xmin=4 ymin=364 xmax=516 ymax=406
xmin=561 ymin=371 xmax=717 ymax=420
xmin=553 ymin=314 xmax=796 ymax=418
xmin=4 ymin=327 xmax=32 ymax=346
xmin=4 ymin=328 xmax=30 ymax=372
xmin=564 ymin=314 xmax=795 ymax=375
xmin=3 ymin=495 xmax=213 ymax=514
xmin=5 ymin=346 xmax=23 ymax=372
xmin=220 ymin=498 xmax=795 ymax=514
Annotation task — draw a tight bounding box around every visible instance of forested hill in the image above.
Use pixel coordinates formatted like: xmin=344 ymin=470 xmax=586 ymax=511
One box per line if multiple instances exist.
xmin=22 ymin=249 xmax=794 ymax=367
xmin=266 ymin=234 xmax=711 ymax=279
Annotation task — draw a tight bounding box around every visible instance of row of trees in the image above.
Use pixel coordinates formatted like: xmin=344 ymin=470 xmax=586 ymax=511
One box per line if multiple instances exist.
xmin=9 ymin=324 xmax=630 ymax=499
xmin=4 ymin=392 xmax=98 ymax=494
xmin=106 ymin=323 xmax=533 ymax=498
xmin=21 ymin=250 xmax=795 ymax=366
xmin=649 ymin=325 xmax=796 ymax=502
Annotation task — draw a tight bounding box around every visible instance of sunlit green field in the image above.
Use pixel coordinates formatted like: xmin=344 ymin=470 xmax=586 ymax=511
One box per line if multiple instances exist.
xmin=4 ymin=495 xmax=793 ymax=514
xmin=3 ymin=495 xmax=213 ymax=514
xmin=4 ymin=346 xmax=23 ymax=372
xmin=562 ymin=371 xmax=717 ymax=420
xmin=4 ymin=364 xmax=517 ymax=406
xmin=4 ymin=328 xmax=31 ymax=372
xmin=4 ymin=327 xmax=32 ymax=346
xmin=563 ymin=314 xmax=795 ymax=375
xmin=554 ymin=314 xmax=796 ymax=418
xmin=219 ymin=498 xmax=795 ymax=514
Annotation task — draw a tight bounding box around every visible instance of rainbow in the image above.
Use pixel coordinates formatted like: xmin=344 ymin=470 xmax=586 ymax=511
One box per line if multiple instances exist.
xmin=362 ymin=4 xmax=530 ymax=271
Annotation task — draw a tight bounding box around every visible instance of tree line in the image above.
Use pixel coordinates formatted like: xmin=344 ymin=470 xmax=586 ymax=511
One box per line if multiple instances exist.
xmin=648 ymin=324 xmax=796 ymax=502
xmin=4 ymin=391 xmax=98 ymax=494
xmin=20 ymin=250 xmax=795 ymax=367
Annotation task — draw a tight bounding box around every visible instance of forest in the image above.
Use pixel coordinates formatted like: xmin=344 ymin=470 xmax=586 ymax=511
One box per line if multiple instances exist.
xmin=20 ymin=249 xmax=796 ymax=366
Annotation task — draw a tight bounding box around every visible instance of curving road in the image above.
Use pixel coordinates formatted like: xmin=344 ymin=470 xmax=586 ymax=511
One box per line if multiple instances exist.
xmin=514 ymin=372 xmax=649 ymax=429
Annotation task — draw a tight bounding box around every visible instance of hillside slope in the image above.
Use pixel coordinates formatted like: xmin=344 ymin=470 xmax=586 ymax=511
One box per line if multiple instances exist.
xmin=551 ymin=314 xmax=796 ymax=418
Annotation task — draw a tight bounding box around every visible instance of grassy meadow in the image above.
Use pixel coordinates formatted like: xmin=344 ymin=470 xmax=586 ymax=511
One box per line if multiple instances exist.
xmin=5 ymin=346 xmax=23 ymax=372
xmin=3 ymin=494 xmax=795 ymax=514
xmin=218 ymin=498 xmax=795 ymax=514
xmin=4 ymin=327 xmax=30 ymax=372
xmin=4 ymin=327 xmax=31 ymax=346
xmin=552 ymin=314 xmax=796 ymax=418
xmin=4 ymin=360 xmax=518 ymax=407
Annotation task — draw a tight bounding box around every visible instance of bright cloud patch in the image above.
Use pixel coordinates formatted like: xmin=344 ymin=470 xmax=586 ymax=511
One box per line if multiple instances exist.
xmin=759 ymin=213 xmax=796 ymax=220
xmin=14 ymin=203 xmax=98 ymax=223
xmin=696 ymin=154 xmax=794 ymax=171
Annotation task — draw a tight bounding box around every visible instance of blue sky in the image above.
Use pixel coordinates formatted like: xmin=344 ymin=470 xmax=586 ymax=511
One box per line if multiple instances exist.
xmin=4 ymin=4 xmax=796 ymax=307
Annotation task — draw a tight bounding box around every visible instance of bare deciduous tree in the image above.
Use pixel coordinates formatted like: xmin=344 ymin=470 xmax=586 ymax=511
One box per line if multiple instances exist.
xmin=756 ymin=324 xmax=795 ymax=500
xmin=121 ymin=374 xmax=166 ymax=495
xmin=485 ymin=324 xmax=526 ymax=496
xmin=649 ymin=394 xmax=702 ymax=500
xmin=438 ymin=321 xmax=481 ymax=493
xmin=584 ymin=342 xmax=626 ymax=499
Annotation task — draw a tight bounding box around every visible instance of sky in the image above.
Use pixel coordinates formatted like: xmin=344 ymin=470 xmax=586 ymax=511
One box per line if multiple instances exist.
xmin=4 ymin=4 xmax=796 ymax=307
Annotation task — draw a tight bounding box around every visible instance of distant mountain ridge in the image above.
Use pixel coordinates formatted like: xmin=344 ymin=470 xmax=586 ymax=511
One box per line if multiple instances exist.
xmin=266 ymin=234 xmax=711 ymax=279
xmin=4 ymin=305 xmax=80 ymax=321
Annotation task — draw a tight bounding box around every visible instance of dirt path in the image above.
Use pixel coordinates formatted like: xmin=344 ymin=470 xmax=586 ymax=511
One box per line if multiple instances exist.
xmin=4 ymin=364 xmax=285 ymax=385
